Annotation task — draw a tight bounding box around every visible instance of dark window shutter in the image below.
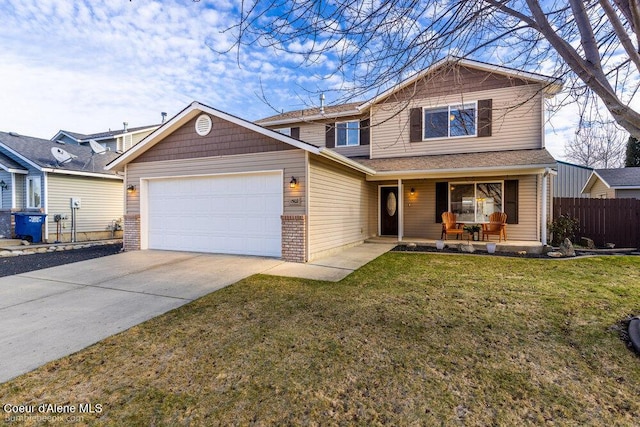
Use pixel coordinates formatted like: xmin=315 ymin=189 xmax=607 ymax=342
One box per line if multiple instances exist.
xmin=409 ymin=108 xmax=422 ymax=142
xmin=290 ymin=127 xmax=300 ymax=139
xmin=477 ymin=99 xmax=492 ymax=137
xmin=504 ymin=180 xmax=518 ymax=224
xmin=359 ymin=119 xmax=370 ymax=146
xmin=325 ymin=124 xmax=335 ymax=148
xmin=435 ymin=182 xmax=448 ymax=223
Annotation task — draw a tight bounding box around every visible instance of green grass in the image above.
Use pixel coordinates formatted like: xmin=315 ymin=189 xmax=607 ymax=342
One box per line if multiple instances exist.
xmin=2 ymin=253 xmax=640 ymax=426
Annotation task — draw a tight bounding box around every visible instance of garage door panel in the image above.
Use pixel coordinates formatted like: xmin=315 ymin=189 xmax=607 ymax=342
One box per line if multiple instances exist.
xmin=146 ymin=173 xmax=282 ymax=257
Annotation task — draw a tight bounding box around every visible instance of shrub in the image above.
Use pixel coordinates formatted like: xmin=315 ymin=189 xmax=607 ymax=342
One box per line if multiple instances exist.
xmin=548 ymin=214 xmax=580 ymax=246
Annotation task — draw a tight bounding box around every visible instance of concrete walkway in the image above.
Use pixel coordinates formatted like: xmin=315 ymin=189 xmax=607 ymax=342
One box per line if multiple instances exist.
xmin=0 ymin=243 xmax=393 ymax=383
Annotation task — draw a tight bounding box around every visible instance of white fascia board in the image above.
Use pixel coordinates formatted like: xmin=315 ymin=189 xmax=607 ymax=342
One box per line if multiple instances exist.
xmin=610 ymin=185 xmax=640 ymax=190
xmin=257 ymin=109 xmax=363 ymax=127
xmin=42 ymin=168 xmax=123 ymax=180
xmin=357 ymin=56 xmax=563 ymax=111
xmin=580 ymin=170 xmax=608 ymax=194
xmin=365 ymin=164 xmax=553 ymax=181
xmin=106 ymin=101 xmax=324 ymax=171
xmin=317 ymin=148 xmax=376 ymax=175
xmin=0 ymin=143 xmax=43 ymax=170
xmin=0 ymin=165 xmax=28 ymax=174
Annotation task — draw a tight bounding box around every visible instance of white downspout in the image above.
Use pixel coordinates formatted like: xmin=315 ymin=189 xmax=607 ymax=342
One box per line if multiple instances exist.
xmin=541 ymin=169 xmax=549 ymax=245
xmin=397 ymin=178 xmax=403 ymax=242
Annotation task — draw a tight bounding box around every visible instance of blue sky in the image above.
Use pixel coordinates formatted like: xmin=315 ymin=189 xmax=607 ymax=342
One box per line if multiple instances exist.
xmin=0 ymin=0 xmax=591 ymax=159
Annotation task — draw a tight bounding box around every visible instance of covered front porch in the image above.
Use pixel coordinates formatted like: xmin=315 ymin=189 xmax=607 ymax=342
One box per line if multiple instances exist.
xmin=358 ymin=150 xmax=556 ymax=247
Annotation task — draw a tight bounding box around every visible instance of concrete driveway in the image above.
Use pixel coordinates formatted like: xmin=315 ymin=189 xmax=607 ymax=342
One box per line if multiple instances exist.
xmin=0 ymin=243 xmax=394 ymax=383
xmin=0 ymin=250 xmax=283 ymax=383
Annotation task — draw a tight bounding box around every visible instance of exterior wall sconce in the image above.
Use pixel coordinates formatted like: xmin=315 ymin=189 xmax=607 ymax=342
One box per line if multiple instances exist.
xmin=410 ymin=187 xmax=415 ymax=195
xmin=127 ymin=184 xmax=136 ymax=193
xmin=0 ymin=180 xmax=7 ymax=190
xmin=289 ymin=176 xmax=298 ymax=189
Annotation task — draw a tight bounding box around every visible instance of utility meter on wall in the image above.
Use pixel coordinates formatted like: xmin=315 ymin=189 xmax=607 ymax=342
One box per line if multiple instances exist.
xmin=70 ymin=197 xmax=81 ymax=209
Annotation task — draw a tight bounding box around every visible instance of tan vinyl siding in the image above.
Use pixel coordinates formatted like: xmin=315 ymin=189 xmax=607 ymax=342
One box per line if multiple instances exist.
xmin=402 ymin=175 xmax=539 ymax=241
xmin=290 ymin=118 xmax=370 ymax=157
xmin=589 ymin=179 xmax=614 ymax=198
xmin=308 ymin=155 xmax=374 ymax=259
xmin=371 ymin=85 xmax=544 ymax=158
xmin=126 ymin=150 xmax=306 ymax=216
xmin=46 ymin=174 xmax=124 ymax=235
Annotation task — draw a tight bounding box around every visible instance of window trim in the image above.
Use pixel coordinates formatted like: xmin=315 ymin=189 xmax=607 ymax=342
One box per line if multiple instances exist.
xmin=27 ymin=176 xmax=42 ymax=209
xmin=422 ymin=101 xmax=478 ymax=140
xmin=335 ymin=120 xmax=360 ymax=147
xmin=448 ymin=180 xmax=504 ymax=223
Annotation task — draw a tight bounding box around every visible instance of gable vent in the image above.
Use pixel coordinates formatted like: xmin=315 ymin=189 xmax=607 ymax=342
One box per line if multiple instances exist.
xmin=195 ymin=114 xmax=213 ymax=136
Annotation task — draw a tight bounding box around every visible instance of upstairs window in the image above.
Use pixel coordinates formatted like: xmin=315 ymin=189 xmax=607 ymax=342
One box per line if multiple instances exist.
xmin=424 ymin=103 xmax=476 ymax=139
xmin=275 ymin=127 xmax=291 ymax=136
xmin=336 ymin=120 xmax=360 ymax=146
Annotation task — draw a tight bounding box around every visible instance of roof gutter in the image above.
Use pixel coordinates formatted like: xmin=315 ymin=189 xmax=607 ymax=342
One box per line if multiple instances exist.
xmin=366 ymin=163 xmax=556 ymax=181
xmin=257 ymin=109 xmax=363 ymax=127
xmin=41 ymin=168 xmax=123 ymax=180
xmin=317 ymin=148 xmax=377 ymax=175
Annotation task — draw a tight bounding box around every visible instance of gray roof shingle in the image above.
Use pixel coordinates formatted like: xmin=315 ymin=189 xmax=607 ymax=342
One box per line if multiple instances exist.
xmin=0 ymin=151 xmax=27 ymax=171
xmin=595 ymin=167 xmax=640 ymax=187
xmin=0 ymin=131 xmax=121 ymax=176
xmin=59 ymin=124 xmax=160 ymax=142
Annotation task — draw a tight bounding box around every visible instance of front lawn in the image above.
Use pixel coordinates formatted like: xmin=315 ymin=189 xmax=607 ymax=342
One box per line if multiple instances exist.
xmin=2 ymin=253 xmax=640 ymax=425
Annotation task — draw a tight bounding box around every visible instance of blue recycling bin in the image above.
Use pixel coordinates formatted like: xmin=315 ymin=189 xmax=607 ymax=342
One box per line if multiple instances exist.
xmin=12 ymin=213 xmax=47 ymax=243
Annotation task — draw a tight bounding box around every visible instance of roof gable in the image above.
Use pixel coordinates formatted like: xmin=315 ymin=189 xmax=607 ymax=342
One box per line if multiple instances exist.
xmin=106 ymin=101 xmax=374 ymax=175
xmin=257 ymin=56 xmax=563 ymax=125
xmin=583 ymin=167 xmax=640 ymax=193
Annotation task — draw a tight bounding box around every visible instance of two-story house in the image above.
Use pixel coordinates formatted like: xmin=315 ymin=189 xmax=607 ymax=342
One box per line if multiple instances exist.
xmin=107 ymin=57 xmax=561 ymax=262
xmin=51 ymin=122 xmax=160 ymax=153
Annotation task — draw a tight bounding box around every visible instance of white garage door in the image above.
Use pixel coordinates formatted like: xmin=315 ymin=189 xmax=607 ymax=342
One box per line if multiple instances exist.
xmin=146 ymin=172 xmax=282 ymax=257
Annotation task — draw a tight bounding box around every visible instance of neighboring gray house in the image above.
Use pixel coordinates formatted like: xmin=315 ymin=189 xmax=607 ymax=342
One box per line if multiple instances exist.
xmin=581 ymin=168 xmax=640 ymax=199
xmin=0 ymin=131 xmax=124 ymax=242
xmin=51 ymin=123 xmax=159 ymax=153
xmin=554 ymin=160 xmax=593 ymax=198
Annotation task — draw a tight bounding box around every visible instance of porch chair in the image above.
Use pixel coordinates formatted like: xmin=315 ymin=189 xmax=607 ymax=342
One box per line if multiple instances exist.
xmin=441 ymin=212 xmax=464 ymax=240
xmin=482 ymin=212 xmax=508 ymax=242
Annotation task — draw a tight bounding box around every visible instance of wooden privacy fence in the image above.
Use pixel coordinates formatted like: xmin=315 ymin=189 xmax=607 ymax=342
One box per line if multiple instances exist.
xmin=553 ymin=197 xmax=640 ymax=249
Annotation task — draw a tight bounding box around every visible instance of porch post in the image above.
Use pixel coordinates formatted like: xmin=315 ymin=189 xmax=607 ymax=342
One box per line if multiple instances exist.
xmin=541 ymin=169 xmax=548 ymax=245
xmin=398 ymin=178 xmax=403 ymax=242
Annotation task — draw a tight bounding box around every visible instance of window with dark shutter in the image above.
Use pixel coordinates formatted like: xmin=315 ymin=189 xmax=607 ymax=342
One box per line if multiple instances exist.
xmin=477 ymin=99 xmax=492 ymax=137
xmin=325 ymin=124 xmax=335 ymax=148
xmin=435 ymin=182 xmax=448 ymax=223
xmin=359 ymin=119 xmax=370 ymax=146
xmin=290 ymin=127 xmax=300 ymax=139
xmin=409 ymin=108 xmax=422 ymax=142
xmin=504 ymin=180 xmax=518 ymax=224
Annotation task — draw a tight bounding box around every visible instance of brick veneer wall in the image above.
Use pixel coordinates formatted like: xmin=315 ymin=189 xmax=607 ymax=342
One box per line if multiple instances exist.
xmin=123 ymin=214 xmax=141 ymax=251
xmin=281 ymin=215 xmax=306 ymax=263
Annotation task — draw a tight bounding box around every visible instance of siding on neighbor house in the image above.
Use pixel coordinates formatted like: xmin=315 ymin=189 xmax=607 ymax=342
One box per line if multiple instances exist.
xmin=125 ymin=150 xmax=307 ymax=217
xmin=616 ymin=189 xmax=640 ymax=199
xmin=135 ymin=114 xmax=296 ymax=164
xmin=371 ymin=84 xmax=544 ymax=158
xmin=401 ymin=175 xmax=540 ymax=241
xmin=46 ymin=174 xmax=124 ymax=237
xmin=308 ymin=155 xmax=374 ymax=260
xmin=14 ymin=174 xmax=25 ymax=209
xmin=589 ymin=179 xmax=615 ymax=198
xmin=554 ymin=162 xmax=592 ymax=198
xmin=0 ymin=171 xmax=10 ymax=208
